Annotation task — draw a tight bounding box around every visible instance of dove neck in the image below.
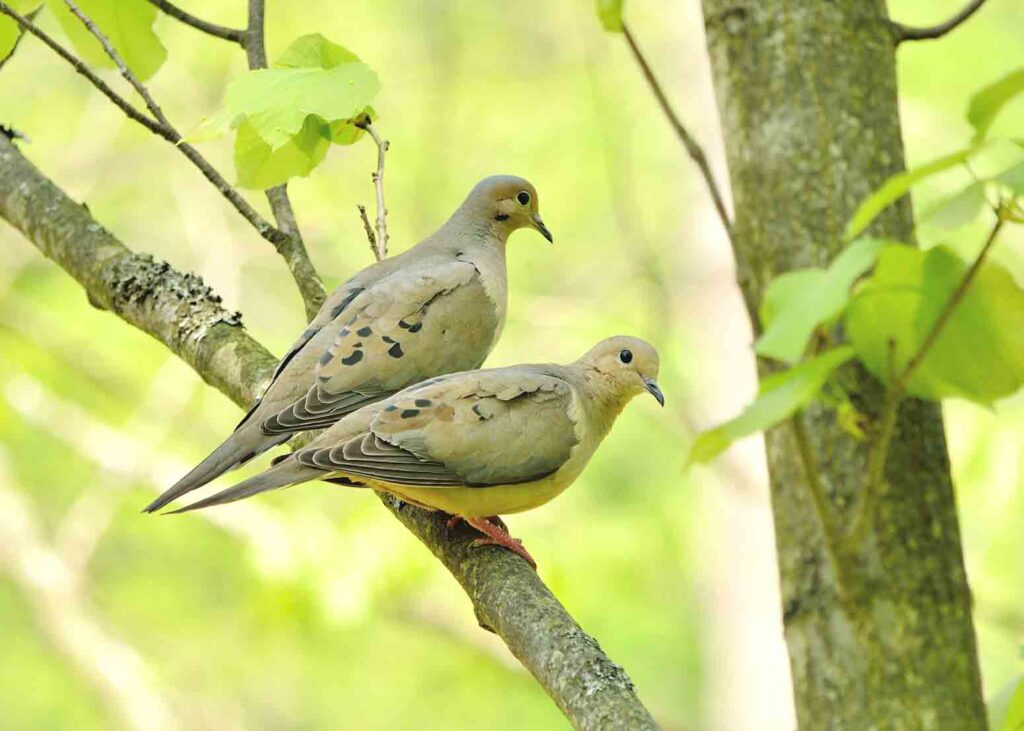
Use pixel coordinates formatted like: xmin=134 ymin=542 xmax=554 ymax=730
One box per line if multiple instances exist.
xmin=574 ymin=368 xmax=630 ymax=439
xmin=440 ymin=207 xmax=513 ymax=252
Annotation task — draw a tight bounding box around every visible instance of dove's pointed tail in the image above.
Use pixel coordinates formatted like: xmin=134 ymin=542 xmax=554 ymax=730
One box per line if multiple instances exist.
xmin=166 ymin=458 xmax=319 ymax=514
xmin=144 ymin=428 xmax=289 ymax=514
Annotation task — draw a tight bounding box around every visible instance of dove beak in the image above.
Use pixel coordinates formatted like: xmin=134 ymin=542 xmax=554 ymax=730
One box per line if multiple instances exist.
xmin=643 ymin=377 xmax=665 ymax=407
xmin=532 ymin=214 xmax=554 ymax=243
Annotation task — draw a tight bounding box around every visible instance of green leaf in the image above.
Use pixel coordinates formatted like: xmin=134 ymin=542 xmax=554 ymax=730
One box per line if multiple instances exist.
xmin=227 ymin=64 xmax=379 ymax=149
xmin=921 ymin=181 xmax=987 ymax=229
xmin=967 ymin=69 xmax=1024 ymax=143
xmin=181 ymin=107 xmax=244 ymax=144
xmin=687 ymin=346 xmax=855 ymax=465
xmin=275 ymin=32 xmax=361 ymax=69
xmin=988 ymin=676 xmax=1024 ymax=731
xmin=234 ymin=116 xmax=331 ymax=190
xmin=596 ymin=0 xmax=624 ymax=32
xmin=996 ymin=160 xmax=1024 ymax=195
xmin=755 ymin=237 xmax=886 ymax=363
xmin=845 ymin=148 xmax=975 ymax=240
xmin=46 ymin=0 xmax=166 ymax=81
xmin=0 ymin=1 xmax=41 ymax=63
xmin=845 ymin=245 xmax=1024 ymax=404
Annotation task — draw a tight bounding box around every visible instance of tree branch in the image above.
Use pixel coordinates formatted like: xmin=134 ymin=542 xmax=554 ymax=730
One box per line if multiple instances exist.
xmin=242 ymin=0 xmax=324 ymax=320
xmin=0 ymin=5 xmax=38 ymax=71
xmin=357 ymin=119 xmax=390 ymax=261
xmin=620 ymin=21 xmax=733 ymax=241
xmin=0 ymin=1 xmax=325 ymax=320
xmin=145 ymin=0 xmax=245 ymax=44
xmin=891 ymin=0 xmax=989 ymax=43
xmin=0 ymin=133 xmax=659 ymax=731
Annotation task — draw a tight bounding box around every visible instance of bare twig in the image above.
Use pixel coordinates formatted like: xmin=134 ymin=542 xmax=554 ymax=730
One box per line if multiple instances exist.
xmin=357 ymin=204 xmax=378 ymax=258
xmin=357 ymin=119 xmax=390 ymax=261
xmin=0 ymin=3 xmax=166 ymax=135
xmin=243 ymin=0 xmax=325 ymax=319
xmin=849 ymin=213 xmax=1006 ymax=545
xmin=145 ymin=0 xmax=245 ymax=44
xmin=0 ymin=5 xmax=38 ymax=71
xmin=892 ymin=0 xmax=989 ymax=43
xmin=620 ymin=21 xmax=733 ymax=241
xmin=0 ymin=1 xmax=324 ymax=318
xmin=63 ymin=0 xmax=171 ymax=126
xmin=0 ymin=130 xmax=660 ymax=731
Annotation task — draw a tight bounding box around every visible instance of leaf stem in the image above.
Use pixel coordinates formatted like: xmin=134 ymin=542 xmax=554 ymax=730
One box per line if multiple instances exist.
xmin=849 ymin=211 xmax=1006 ymax=546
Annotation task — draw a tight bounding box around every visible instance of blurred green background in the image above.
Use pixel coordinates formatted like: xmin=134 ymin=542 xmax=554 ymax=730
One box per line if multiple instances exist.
xmin=0 ymin=1 xmax=1022 ymax=729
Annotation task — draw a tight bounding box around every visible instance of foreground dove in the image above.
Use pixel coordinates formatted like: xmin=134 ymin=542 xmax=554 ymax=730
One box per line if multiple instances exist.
xmin=170 ymin=336 xmax=664 ymax=567
xmin=145 ymin=175 xmax=552 ymax=513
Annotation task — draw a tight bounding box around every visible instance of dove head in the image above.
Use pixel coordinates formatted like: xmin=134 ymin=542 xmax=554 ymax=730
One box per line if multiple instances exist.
xmin=455 ymin=175 xmax=553 ymax=244
xmin=577 ymin=336 xmax=664 ymax=408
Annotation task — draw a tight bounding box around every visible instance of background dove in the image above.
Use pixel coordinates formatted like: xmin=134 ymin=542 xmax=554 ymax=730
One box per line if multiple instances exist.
xmin=169 ymin=336 xmax=664 ymax=567
xmin=145 ymin=175 xmax=552 ymax=513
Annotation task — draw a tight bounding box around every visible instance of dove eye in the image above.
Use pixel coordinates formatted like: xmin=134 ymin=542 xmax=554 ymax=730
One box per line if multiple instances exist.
xmin=516 ymin=190 xmax=531 ymax=206
xmin=619 ymin=349 xmax=633 ymax=364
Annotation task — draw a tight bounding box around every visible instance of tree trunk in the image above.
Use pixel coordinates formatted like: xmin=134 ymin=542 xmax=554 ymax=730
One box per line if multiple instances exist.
xmin=701 ymin=1 xmax=986 ymax=729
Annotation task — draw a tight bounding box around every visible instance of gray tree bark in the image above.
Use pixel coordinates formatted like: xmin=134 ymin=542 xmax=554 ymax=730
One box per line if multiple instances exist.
xmin=701 ymin=1 xmax=985 ymax=729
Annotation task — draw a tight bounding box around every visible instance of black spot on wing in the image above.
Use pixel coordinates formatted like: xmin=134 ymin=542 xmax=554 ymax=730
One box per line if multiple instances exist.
xmin=398 ymin=319 xmax=411 ymax=330
xmin=414 ymin=399 xmax=432 ymax=407
xmin=388 ymin=342 xmax=404 ymax=358
xmin=341 ymin=350 xmax=364 ymax=366
xmin=400 ymin=409 xmax=419 ymax=419
xmin=382 ymin=335 xmax=395 ymax=344
xmin=472 ymin=404 xmax=490 ymax=421
xmin=385 ymin=404 xmax=398 ymax=411
xmin=357 ymin=326 xmax=372 ymax=337
xmin=319 ymin=350 xmax=332 ymax=366
xmin=408 ymin=322 xmax=422 ymax=333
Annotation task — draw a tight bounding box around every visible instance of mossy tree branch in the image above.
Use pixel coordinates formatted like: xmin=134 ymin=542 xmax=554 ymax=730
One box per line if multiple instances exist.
xmin=0 ymin=133 xmax=659 ymax=731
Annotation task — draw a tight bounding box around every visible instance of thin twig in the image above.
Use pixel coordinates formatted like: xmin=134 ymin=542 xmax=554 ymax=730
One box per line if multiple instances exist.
xmin=849 ymin=213 xmax=1006 ymax=545
xmin=1 ymin=1 xmax=323 ymax=318
xmin=243 ymin=0 xmax=324 ymax=319
xmin=357 ymin=204 xmax=378 ymax=259
xmin=63 ymin=0 xmax=171 ymax=127
xmin=892 ymin=0 xmax=989 ymax=43
xmin=145 ymin=0 xmax=244 ymax=44
xmin=0 ymin=5 xmax=38 ymax=71
xmin=621 ymin=21 xmax=733 ymax=241
xmin=0 ymin=3 xmax=166 ymax=136
xmin=790 ymin=415 xmax=854 ymax=600
xmin=357 ymin=120 xmax=390 ymax=261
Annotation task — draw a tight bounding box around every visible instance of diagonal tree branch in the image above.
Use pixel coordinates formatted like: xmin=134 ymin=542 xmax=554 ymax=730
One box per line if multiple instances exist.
xmin=0 ymin=1 xmax=325 ymax=320
xmin=145 ymin=0 xmax=245 ymax=44
xmin=620 ymin=22 xmax=733 ymax=242
xmin=0 ymin=5 xmax=38 ymax=71
xmin=891 ymin=0 xmax=989 ymax=43
xmin=0 ymin=132 xmax=659 ymax=731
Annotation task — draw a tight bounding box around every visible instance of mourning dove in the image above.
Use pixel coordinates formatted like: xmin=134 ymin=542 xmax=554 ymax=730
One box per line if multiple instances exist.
xmin=169 ymin=336 xmax=664 ymax=567
xmin=145 ymin=175 xmax=552 ymax=513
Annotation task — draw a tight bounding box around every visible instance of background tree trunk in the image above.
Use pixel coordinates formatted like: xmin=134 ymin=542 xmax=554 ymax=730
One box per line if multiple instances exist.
xmin=701 ymin=1 xmax=986 ymax=728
